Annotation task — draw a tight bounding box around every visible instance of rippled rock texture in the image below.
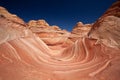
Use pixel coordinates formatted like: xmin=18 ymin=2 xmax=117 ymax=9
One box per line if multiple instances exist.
xmin=0 ymin=1 xmax=120 ymax=80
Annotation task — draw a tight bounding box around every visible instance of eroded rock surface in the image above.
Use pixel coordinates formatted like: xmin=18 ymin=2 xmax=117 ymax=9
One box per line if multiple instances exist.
xmin=88 ymin=1 xmax=120 ymax=48
xmin=0 ymin=1 xmax=120 ymax=80
xmin=28 ymin=19 xmax=73 ymax=50
xmin=0 ymin=7 xmax=25 ymax=24
xmin=70 ymin=22 xmax=92 ymax=42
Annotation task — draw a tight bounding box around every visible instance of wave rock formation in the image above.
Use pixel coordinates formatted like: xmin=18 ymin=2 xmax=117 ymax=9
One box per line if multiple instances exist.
xmin=0 ymin=1 xmax=120 ymax=80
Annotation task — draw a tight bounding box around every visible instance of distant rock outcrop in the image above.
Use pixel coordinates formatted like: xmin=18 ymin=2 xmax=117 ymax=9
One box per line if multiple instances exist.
xmin=28 ymin=20 xmax=49 ymax=28
xmin=70 ymin=22 xmax=92 ymax=41
xmin=27 ymin=19 xmax=73 ymax=47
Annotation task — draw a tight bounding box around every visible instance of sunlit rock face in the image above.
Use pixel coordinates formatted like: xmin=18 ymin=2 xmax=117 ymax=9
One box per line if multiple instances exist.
xmin=28 ymin=19 xmax=73 ymax=50
xmin=70 ymin=22 xmax=92 ymax=42
xmin=88 ymin=1 xmax=120 ymax=48
xmin=0 ymin=7 xmax=25 ymax=24
xmin=0 ymin=1 xmax=120 ymax=80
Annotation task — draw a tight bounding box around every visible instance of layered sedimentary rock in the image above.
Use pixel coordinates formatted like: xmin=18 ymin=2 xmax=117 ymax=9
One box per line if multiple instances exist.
xmin=0 ymin=7 xmax=25 ymax=24
xmin=70 ymin=22 xmax=92 ymax=41
xmin=0 ymin=1 xmax=120 ymax=80
xmin=28 ymin=20 xmax=73 ymax=50
xmin=88 ymin=0 xmax=120 ymax=48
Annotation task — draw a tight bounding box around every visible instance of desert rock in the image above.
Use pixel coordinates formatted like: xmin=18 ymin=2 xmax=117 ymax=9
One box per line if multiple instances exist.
xmin=0 ymin=1 xmax=120 ymax=80
xmin=88 ymin=1 xmax=120 ymax=48
xmin=70 ymin=22 xmax=92 ymax=41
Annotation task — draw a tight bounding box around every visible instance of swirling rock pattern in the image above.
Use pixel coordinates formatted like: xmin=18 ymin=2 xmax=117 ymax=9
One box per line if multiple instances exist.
xmin=0 ymin=1 xmax=120 ymax=80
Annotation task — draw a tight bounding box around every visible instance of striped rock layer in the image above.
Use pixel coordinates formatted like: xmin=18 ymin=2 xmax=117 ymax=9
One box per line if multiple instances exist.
xmin=0 ymin=1 xmax=120 ymax=80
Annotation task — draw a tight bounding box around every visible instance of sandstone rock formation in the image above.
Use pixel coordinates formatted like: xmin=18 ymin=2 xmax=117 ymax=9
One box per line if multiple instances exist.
xmin=0 ymin=1 xmax=120 ymax=80
xmin=70 ymin=22 xmax=92 ymax=41
xmin=28 ymin=19 xmax=73 ymax=50
xmin=88 ymin=0 xmax=120 ymax=48
xmin=0 ymin=7 xmax=25 ymax=24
